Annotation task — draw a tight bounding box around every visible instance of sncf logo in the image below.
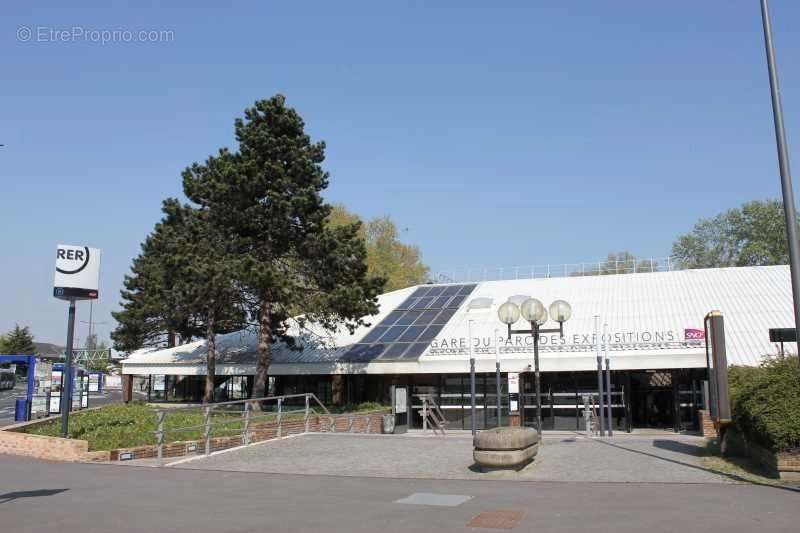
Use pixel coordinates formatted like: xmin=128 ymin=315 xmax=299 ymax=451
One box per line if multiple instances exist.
xmin=684 ymin=328 xmax=705 ymax=340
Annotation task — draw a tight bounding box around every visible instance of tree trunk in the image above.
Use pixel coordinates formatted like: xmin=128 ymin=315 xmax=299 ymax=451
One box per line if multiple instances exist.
xmin=167 ymin=330 xmax=176 ymax=348
xmin=203 ymin=311 xmax=216 ymax=404
xmin=254 ymin=301 xmax=271 ymax=399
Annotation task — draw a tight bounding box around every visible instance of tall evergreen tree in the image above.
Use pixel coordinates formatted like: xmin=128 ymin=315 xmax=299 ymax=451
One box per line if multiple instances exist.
xmin=173 ymin=204 xmax=247 ymax=402
xmin=111 ymin=199 xmax=203 ymax=352
xmin=183 ymin=95 xmax=384 ymax=398
xmin=0 ymin=325 xmax=36 ymax=354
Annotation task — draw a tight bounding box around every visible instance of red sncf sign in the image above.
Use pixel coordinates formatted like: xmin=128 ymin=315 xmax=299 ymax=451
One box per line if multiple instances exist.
xmin=684 ymin=328 xmax=705 ymax=340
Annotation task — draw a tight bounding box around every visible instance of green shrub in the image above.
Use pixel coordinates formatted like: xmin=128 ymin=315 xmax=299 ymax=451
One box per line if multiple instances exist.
xmin=729 ymin=359 xmax=800 ymax=452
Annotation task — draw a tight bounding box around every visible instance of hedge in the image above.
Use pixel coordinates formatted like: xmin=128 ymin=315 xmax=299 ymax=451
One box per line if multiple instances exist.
xmin=728 ymin=359 xmax=800 ymax=452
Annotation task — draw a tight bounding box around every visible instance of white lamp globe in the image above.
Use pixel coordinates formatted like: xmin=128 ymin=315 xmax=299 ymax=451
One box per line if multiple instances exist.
xmin=497 ymin=302 xmax=520 ymax=325
xmin=520 ymin=298 xmax=546 ymax=323
xmin=549 ymin=300 xmax=572 ymax=323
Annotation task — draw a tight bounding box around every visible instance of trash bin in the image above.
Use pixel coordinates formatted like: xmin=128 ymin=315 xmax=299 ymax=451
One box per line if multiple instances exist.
xmin=382 ymin=414 xmax=395 ymax=434
xmin=14 ymin=398 xmax=28 ymax=422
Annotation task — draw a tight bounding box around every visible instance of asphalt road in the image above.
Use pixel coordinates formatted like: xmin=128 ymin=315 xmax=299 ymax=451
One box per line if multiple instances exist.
xmin=1 ymin=455 xmax=798 ymax=533
xmin=0 ymin=383 xmax=124 ymax=427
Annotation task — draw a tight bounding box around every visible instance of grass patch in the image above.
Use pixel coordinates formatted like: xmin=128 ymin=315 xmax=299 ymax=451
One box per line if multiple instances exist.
xmin=18 ymin=401 xmax=389 ymax=451
xmin=701 ymin=440 xmax=781 ymax=485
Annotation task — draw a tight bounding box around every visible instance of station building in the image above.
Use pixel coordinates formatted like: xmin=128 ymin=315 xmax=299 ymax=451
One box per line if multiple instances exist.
xmin=122 ymin=264 xmax=794 ymax=432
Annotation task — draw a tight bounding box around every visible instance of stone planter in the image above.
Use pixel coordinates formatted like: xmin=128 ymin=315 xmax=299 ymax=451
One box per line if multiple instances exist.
xmin=473 ymin=427 xmax=540 ymax=471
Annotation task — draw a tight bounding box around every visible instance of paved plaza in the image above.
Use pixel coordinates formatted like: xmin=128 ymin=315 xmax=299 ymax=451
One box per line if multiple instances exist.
xmin=173 ymin=432 xmax=733 ymax=483
xmin=2 ymin=453 xmax=799 ymax=533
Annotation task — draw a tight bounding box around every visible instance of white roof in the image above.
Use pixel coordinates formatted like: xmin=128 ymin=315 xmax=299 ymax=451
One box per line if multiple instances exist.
xmin=123 ymin=265 xmax=795 ymax=375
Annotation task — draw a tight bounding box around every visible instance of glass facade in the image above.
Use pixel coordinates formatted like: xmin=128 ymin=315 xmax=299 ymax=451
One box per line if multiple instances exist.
xmin=142 ymin=375 xmax=253 ymax=403
xmin=137 ymin=368 xmax=707 ymax=433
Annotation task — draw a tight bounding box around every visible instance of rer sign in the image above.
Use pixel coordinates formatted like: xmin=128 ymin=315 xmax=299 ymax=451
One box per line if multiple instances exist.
xmin=53 ymin=244 xmax=101 ymax=300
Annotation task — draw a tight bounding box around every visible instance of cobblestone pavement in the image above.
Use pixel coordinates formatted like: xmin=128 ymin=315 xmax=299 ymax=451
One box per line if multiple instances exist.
xmin=173 ymin=432 xmax=732 ymax=483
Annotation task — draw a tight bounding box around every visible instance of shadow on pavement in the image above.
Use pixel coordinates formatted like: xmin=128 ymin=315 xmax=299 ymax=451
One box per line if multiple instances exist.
xmin=596 ymin=439 xmax=800 ymax=493
xmin=651 ymin=439 xmax=706 ymax=456
xmin=0 ymin=489 xmax=69 ymax=504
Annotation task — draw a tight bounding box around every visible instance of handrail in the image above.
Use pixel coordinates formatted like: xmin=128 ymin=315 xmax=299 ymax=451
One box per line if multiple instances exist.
xmin=152 ymin=392 xmax=317 ymax=411
xmin=154 ymin=392 xmax=332 ymax=461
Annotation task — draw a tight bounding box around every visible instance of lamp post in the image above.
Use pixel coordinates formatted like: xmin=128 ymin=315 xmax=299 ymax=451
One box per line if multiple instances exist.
xmin=497 ymin=298 xmax=572 ymax=431
xmin=760 ymin=0 xmax=800 ymax=359
xmin=495 ymin=327 xmax=501 ymax=427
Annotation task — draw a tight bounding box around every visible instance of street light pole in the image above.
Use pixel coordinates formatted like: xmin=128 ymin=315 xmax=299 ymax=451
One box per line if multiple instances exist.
xmin=604 ymin=322 xmax=613 ymax=437
xmin=498 ymin=299 xmax=571 ymax=434
xmin=61 ymin=299 xmax=77 ymax=438
xmin=469 ymin=319 xmax=477 ymax=436
xmin=495 ymin=327 xmax=502 ymax=427
xmin=532 ymin=323 xmax=543 ymax=431
xmin=760 ymin=0 xmax=800 ymax=359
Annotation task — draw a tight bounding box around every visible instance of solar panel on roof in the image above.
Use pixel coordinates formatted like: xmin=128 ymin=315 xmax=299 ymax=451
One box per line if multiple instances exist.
xmin=378 ymin=325 xmax=408 ymax=343
xmin=458 ymin=284 xmax=477 ymax=295
xmin=446 ymin=294 xmax=467 ymax=308
xmin=398 ymin=325 xmax=426 ymax=342
xmin=378 ymin=343 xmax=411 ymax=360
xmin=411 ymin=297 xmax=435 ymax=310
xmin=443 ymin=285 xmax=461 ymax=296
xmin=395 ymin=310 xmax=422 ymax=325
xmin=432 ymin=308 xmax=456 ymax=325
xmin=401 ymin=342 xmax=428 ymax=359
xmin=343 ymin=283 xmax=477 ymax=362
xmin=425 ymin=286 xmax=446 ymax=297
xmin=431 ymin=295 xmax=452 ymax=308
xmin=414 ymin=309 xmax=440 ymax=325
xmin=381 ymin=310 xmax=406 ymax=325
xmin=360 ymin=326 xmax=389 ymax=343
xmin=396 ymin=297 xmax=419 ymax=310
xmin=417 ymin=324 xmax=443 ymax=342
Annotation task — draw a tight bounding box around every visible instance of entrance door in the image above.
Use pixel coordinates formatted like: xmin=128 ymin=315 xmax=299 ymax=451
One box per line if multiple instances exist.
xmin=630 ymin=372 xmax=674 ymax=429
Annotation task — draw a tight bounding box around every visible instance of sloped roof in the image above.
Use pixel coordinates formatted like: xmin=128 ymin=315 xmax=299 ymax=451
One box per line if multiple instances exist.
xmin=123 ymin=265 xmax=795 ymax=373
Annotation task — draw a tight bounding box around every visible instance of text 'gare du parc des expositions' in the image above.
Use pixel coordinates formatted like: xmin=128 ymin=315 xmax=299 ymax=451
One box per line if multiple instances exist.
xmin=428 ymin=328 xmax=705 ymax=356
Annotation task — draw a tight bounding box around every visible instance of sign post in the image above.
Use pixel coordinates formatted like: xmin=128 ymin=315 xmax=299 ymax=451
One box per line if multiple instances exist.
xmin=53 ymin=244 xmax=100 ymax=438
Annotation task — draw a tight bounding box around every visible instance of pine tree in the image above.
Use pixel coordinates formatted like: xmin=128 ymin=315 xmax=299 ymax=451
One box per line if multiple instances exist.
xmin=171 ymin=203 xmax=247 ymax=403
xmin=183 ymin=95 xmax=384 ymax=398
xmin=111 ymin=199 xmax=203 ymax=352
xmin=0 ymin=325 xmax=36 ymax=354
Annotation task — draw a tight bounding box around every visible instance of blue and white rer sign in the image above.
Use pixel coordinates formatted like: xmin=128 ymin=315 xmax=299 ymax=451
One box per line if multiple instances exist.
xmin=53 ymin=244 xmax=101 ymax=300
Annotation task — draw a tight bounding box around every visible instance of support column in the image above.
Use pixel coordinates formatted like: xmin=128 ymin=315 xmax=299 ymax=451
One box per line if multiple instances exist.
xmin=672 ymin=370 xmax=681 ymax=433
xmin=332 ymin=374 xmax=344 ymax=406
xmin=122 ymin=375 xmax=133 ymax=403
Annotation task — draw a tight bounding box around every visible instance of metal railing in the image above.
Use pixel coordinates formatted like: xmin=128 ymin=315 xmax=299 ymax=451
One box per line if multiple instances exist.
xmin=418 ymin=394 xmax=447 ymax=435
xmin=429 ymin=256 xmax=678 ymax=283
xmin=154 ymin=393 xmax=331 ymax=461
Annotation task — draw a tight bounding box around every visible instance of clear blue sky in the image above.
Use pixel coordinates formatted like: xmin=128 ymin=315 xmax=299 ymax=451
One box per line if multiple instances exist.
xmin=2 ymin=1 xmax=799 ymax=346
